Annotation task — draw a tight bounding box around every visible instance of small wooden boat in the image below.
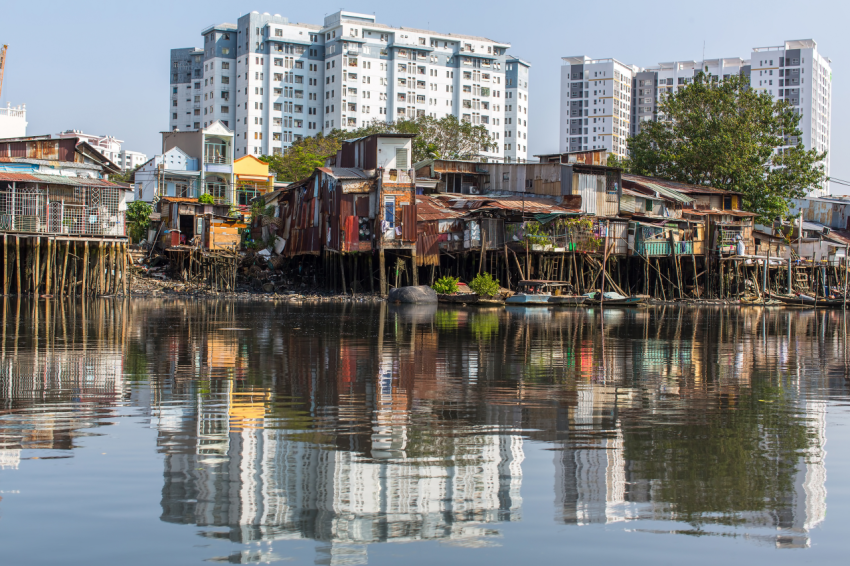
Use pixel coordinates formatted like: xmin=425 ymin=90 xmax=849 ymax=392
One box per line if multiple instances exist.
xmin=767 ymin=292 xmax=846 ymax=308
xmin=506 ymin=280 xmax=572 ymax=306
xmin=584 ymin=292 xmax=646 ymax=306
xmin=438 ymin=293 xmax=480 ymax=304
xmin=548 ymin=295 xmax=588 ymax=306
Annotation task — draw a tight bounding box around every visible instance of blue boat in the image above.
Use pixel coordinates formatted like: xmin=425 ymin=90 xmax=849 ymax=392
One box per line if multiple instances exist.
xmin=505 ymin=280 xmax=565 ymax=305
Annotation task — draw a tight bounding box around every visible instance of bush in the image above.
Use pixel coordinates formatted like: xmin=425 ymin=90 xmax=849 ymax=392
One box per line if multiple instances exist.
xmin=432 ymin=275 xmax=460 ymax=295
xmin=126 ymin=201 xmax=152 ymax=243
xmin=198 ymin=193 xmax=215 ymax=204
xmin=469 ymin=272 xmax=500 ymax=297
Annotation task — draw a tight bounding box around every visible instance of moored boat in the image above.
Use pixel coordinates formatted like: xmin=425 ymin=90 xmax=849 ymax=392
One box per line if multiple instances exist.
xmin=505 ymin=280 xmax=571 ymax=306
xmin=438 ymin=293 xmax=480 ymax=304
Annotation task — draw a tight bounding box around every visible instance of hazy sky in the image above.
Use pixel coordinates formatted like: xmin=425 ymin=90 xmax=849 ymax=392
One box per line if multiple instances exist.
xmin=2 ymin=0 xmax=848 ymax=191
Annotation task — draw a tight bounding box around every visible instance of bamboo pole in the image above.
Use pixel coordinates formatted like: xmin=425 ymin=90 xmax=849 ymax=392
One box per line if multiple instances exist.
xmin=98 ymin=241 xmax=105 ymax=295
xmin=82 ymin=242 xmax=89 ymax=297
xmin=45 ymin=239 xmax=52 ymax=296
xmin=123 ymin=243 xmax=129 ymax=297
xmin=15 ymin=236 xmax=21 ymax=296
xmin=33 ymin=237 xmax=41 ymax=295
xmin=2 ymin=234 xmax=7 ymax=296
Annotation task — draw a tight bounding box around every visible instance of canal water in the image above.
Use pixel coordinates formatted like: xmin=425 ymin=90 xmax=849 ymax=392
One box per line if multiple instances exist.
xmin=1 ymin=299 xmax=849 ymax=565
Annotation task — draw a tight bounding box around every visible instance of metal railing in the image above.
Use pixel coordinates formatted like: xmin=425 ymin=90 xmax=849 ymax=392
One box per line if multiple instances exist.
xmin=0 ymin=185 xmax=125 ymax=237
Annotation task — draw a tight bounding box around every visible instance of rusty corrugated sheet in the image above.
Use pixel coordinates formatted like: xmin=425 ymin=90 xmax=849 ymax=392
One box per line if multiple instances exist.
xmin=416 ymin=233 xmax=440 ymax=266
xmin=401 ymin=203 xmax=417 ymax=242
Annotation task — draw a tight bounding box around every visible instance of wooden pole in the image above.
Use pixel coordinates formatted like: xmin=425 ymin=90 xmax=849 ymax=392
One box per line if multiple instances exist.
xmin=2 ymin=234 xmax=7 ymax=296
xmin=504 ymin=244 xmax=511 ymax=290
xmin=98 ymin=241 xmax=105 ymax=295
xmin=15 ymin=236 xmax=20 ymax=296
xmin=33 ymin=237 xmax=40 ymax=294
xmin=82 ymin=242 xmax=89 ymax=297
xmin=45 ymin=238 xmax=52 ymax=296
xmin=411 ymin=250 xmax=418 ymax=286
xmin=368 ymin=253 xmax=375 ymax=295
xmin=379 ymin=249 xmax=386 ymax=295
xmin=601 ymin=220 xmax=610 ymax=301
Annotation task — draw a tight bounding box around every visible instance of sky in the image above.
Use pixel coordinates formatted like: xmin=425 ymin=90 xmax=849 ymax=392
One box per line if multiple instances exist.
xmin=2 ymin=0 xmax=848 ymax=191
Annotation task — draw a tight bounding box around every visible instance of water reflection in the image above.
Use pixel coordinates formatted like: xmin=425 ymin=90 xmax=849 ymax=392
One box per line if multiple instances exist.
xmin=1 ymin=299 xmax=848 ymax=561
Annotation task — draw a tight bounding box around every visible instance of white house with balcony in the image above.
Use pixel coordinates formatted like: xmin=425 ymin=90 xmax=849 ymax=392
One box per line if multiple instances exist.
xmin=0 ymin=103 xmax=27 ymax=139
xmin=161 ymin=121 xmax=235 ymax=204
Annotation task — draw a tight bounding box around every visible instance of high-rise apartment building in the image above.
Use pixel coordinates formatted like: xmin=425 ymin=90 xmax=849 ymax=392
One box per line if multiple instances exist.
xmin=561 ymin=40 xmax=832 ymax=195
xmin=559 ymin=57 xmax=635 ymax=159
xmin=170 ymin=10 xmax=527 ymax=163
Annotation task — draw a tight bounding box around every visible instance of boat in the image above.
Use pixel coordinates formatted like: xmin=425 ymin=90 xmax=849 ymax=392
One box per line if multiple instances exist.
xmin=584 ymin=291 xmax=646 ymax=306
xmin=548 ymin=295 xmax=588 ymax=306
xmin=438 ymin=293 xmax=480 ymax=304
xmin=767 ymin=292 xmax=847 ymax=308
xmin=506 ymin=280 xmax=576 ymax=306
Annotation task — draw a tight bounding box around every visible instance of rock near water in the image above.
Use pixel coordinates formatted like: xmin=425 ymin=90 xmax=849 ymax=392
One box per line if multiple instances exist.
xmin=388 ymin=285 xmax=438 ymax=304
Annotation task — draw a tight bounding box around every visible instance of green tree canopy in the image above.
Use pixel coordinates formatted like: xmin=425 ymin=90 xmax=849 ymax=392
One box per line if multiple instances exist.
xmin=337 ymin=115 xmax=495 ymax=164
xmin=260 ymin=134 xmax=342 ymax=182
xmin=628 ymin=71 xmax=826 ymax=222
xmin=261 ymin=115 xmax=494 ymax=183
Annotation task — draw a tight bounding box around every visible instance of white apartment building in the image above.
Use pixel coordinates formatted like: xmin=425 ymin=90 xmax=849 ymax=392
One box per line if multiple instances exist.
xmin=171 ymin=10 xmax=527 ymax=163
xmin=54 ymin=130 xmax=147 ymax=170
xmin=505 ymin=57 xmax=531 ymax=161
xmin=0 ymin=103 xmax=27 ymax=139
xmin=117 ymin=150 xmax=148 ymax=171
xmin=565 ymin=39 xmax=832 ymax=195
xmin=559 ymin=57 xmax=635 ymax=159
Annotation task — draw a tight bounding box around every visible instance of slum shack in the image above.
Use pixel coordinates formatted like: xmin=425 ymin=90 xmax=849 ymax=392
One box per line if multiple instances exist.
xmin=0 ymin=134 xmax=131 ymax=297
xmin=154 ymin=197 xmax=244 ymax=250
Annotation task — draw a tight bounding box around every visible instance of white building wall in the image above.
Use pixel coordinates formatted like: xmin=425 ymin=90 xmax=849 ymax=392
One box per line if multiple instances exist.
xmin=0 ymin=103 xmax=27 ymax=138
xmin=559 ymin=57 xmax=634 ymax=159
xmin=174 ymin=10 xmax=521 ymax=163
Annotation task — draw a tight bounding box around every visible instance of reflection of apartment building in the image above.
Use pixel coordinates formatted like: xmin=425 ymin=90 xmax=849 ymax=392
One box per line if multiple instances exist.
xmin=158 ymin=386 xmax=524 ymax=564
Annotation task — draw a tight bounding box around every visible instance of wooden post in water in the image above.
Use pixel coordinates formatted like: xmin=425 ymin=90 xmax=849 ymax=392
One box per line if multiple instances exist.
xmin=378 ymin=249 xmax=387 ymax=296
xmin=2 ymin=234 xmax=7 ymax=296
xmin=60 ymin=241 xmax=69 ymax=297
xmin=123 ymin=242 xmax=129 ymax=296
xmin=82 ymin=242 xmax=89 ymax=297
xmin=98 ymin=241 xmax=105 ymax=295
xmin=33 ymin=237 xmax=40 ymax=295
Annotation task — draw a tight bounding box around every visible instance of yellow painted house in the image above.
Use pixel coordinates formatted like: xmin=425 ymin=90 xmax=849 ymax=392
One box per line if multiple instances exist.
xmin=233 ymin=155 xmax=275 ymax=207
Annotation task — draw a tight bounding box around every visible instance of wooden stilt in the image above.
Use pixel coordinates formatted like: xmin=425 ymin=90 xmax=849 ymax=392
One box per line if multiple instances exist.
xmin=45 ymin=239 xmax=52 ymax=296
xmin=82 ymin=242 xmax=89 ymax=297
xmin=379 ymin=249 xmax=386 ymax=295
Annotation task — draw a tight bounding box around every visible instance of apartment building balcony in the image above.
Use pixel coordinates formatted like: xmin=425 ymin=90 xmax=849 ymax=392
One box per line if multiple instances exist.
xmin=193 ymin=102 xmax=201 ymax=109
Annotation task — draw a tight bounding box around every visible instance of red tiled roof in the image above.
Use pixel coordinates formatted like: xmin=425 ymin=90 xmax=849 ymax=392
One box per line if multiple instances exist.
xmin=0 ymin=172 xmax=40 ymax=182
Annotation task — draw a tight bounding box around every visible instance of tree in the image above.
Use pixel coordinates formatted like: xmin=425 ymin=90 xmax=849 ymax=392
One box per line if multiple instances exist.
xmin=111 ymin=164 xmax=141 ymax=184
xmin=126 ymin=200 xmax=152 ymax=242
xmin=260 ymin=134 xmax=341 ymax=182
xmin=628 ymin=71 xmax=825 ymax=222
xmin=336 ymin=115 xmax=496 ymax=163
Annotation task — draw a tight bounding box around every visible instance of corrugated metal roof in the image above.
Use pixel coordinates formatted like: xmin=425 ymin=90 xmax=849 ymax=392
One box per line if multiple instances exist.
xmin=0 ymin=157 xmax=103 ymax=170
xmin=624 ymin=173 xmax=736 ymax=196
xmin=29 ymin=174 xmax=121 ymax=187
xmin=317 ymin=167 xmax=373 ymax=180
xmin=0 ymin=172 xmax=40 ymax=182
xmin=416 ymin=196 xmax=463 ymax=222
xmin=435 ymin=195 xmax=580 ymax=215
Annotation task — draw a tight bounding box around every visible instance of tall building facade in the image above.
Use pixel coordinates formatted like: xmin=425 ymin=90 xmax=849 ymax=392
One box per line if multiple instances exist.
xmin=170 ymin=10 xmax=527 ymax=163
xmin=559 ymin=57 xmax=635 ymax=159
xmin=560 ymin=40 xmax=832 ymax=195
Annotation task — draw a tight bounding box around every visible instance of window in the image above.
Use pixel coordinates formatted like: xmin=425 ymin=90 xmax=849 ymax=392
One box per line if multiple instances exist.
xmin=395 ymin=147 xmax=409 ymax=170
xmin=384 ymin=196 xmax=395 ymax=229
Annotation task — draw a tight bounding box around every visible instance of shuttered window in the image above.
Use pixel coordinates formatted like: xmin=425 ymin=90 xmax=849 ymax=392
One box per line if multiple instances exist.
xmin=395 ymin=147 xmax=408 ymax=170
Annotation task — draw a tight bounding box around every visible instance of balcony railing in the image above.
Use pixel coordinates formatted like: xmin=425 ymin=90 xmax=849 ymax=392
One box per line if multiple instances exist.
xmin=383 ymin=169 xmax=414 ymax=184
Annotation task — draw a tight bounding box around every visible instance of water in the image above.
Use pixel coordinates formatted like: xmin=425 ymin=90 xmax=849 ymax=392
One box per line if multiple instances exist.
xmin=1 ymin=299 xmax=850 ymax=565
